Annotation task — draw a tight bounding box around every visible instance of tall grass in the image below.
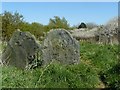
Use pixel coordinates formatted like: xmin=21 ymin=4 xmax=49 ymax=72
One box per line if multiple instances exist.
xmin=1 ymin=42 xmax=119 ymax=88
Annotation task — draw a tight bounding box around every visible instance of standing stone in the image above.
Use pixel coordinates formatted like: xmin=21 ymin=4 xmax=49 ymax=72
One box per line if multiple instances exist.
xmin=41 ymin=29 xmax=80 ymax=66
xmin=2 ymin=30 xmax=41 ymax=69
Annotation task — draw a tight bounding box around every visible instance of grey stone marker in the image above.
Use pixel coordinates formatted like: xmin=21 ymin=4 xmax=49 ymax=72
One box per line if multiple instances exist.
xmin=41 ymin=29 xmax=80 ymax=66
xmin=2 ymin=30 xmax=40 ymax=69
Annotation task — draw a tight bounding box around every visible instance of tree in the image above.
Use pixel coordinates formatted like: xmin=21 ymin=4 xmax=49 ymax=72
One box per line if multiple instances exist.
xmin=19 ymin=22 xmax=31 ymax=32
xmin=19 ymin=22 xmax=45 ymax=40
xmin=48 ymin=16 xmax=70 ymax=30
xmin=29 ymin=22 xmax=44 ymax=40
xmin=2 ymin=11 xmax=24 ymax=41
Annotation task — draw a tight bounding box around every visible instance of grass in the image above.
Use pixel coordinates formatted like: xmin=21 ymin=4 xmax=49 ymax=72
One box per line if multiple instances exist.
xmin=1 ymin=41 xmax=119 ymax=88
xmin=2 ymin=61 xmax=101 ymax=88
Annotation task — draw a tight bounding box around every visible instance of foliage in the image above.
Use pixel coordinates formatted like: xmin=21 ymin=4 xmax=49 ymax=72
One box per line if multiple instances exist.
xmin=1 ymin=11 xmax=72 ymax=41
xmin=16 ymin=22 xmax=44 ymax=41
xmin=48 ymin=16 xmax=70 ymax=30
xmin=2 ymin=11 xmax=24 ymax=41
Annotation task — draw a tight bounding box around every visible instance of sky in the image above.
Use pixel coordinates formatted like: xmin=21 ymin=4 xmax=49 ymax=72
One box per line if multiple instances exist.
xmin=2 ymin=2 xmax=118 ymax=26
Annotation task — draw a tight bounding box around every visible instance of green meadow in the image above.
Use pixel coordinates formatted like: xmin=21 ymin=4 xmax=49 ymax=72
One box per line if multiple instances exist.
xmin=1 ymin=42 xmax=119 ymax=88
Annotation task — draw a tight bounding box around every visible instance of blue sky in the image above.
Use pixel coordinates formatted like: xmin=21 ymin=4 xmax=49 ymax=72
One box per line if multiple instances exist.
xmin=2 ymin=2 xmax=118 ymax=26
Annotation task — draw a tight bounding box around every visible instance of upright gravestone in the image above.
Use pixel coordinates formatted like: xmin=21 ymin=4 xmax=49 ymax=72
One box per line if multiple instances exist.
xmin=2 ymin=30 xmax=40 ymax=69
xmin=41 ymin=29 xmax=80 ymax=66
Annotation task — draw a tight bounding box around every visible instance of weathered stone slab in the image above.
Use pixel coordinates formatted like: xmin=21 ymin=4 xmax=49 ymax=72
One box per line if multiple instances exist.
xmin=2 ymin=30 xmax=40 ymax=69
xmin=41 ymin=29 xmax=80 ymax=65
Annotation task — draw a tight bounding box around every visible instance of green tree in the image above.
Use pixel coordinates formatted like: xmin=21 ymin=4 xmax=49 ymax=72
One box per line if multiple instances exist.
xmin=48 ymin=16 xmax=70 ymax=30
xmin=19 ymin=22 xmax=45 ymax=40
xmin=19 ymin=22 xmax=31 ymax=32
xmin=29 ymin=22 xmax=44 ymax=40
xmin=2 ymin=11 xmax=24 ymax=41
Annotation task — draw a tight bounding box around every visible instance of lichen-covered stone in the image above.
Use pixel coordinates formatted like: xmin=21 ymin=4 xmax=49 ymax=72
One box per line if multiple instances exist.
xmin=41 ymin=29 xmax=80 ymax=65
xmin=2 ymin=30 xmax=41 ymax=69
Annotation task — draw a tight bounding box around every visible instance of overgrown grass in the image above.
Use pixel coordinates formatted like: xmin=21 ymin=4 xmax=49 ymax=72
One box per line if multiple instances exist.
xmin=1 ymin=42 xmax=119 ymax=88
xmin=80 ymin=42 xmax=119 ymax=88
xmin=82 ymin=42 xmax=118 ymax=72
